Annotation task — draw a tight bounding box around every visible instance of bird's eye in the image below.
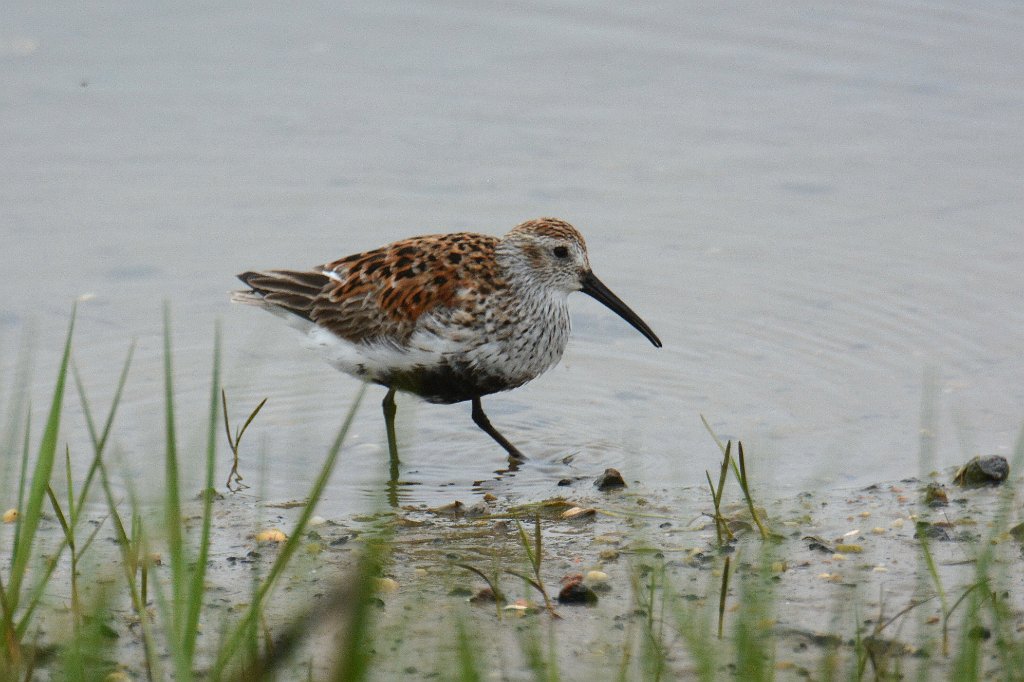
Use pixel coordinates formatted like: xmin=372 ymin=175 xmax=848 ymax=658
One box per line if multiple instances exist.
xmin=553 ymin=246 xmax=569 ymax=259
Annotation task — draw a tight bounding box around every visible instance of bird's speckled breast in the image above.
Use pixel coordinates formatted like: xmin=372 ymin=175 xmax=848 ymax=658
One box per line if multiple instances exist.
xmin=383 ymin=286 xmax=572 ymax=404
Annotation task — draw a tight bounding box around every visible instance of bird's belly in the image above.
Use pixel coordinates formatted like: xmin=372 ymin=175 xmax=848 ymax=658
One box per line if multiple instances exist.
xmin=303 ymin=319 xmax=568 ymax=404
xmin=381 ymin=336 xmax=564 ymax=404
xmin=381 ymin=364 xmax=517 ymax=404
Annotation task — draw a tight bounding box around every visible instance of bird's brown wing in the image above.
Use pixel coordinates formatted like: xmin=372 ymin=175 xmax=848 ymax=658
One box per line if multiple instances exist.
xmin=237 ymin=232 xmax=505 ymax=344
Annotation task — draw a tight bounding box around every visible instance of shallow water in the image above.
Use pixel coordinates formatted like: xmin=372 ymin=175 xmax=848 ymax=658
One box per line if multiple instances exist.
xmin=3 ymin=2 xmax=1022 ymax=516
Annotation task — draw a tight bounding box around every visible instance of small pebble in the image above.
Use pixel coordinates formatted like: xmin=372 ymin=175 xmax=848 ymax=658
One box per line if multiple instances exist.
xmin=594 ymin=468 xmax=626 ymax=490
xmin=431 ymin=501 xmax=464 ymax=514
xmin=470 ymin=588 xmax=497 ymax=604
xmin=465 ymin=501 xmax=489 ymax=516
xmin=562 ymin=507 xmax=596 ymax=520
xmin=914 ymin=522 xmax=952 ymax=542
xmin=558 ymin=580 xmax=598 ymax=605
xmin=255 ymin=529 xmax=287 ymax=543
xmin=924 ymin=483 xmax=948 ymax=507
xmin=2 ymin=508 xmax=18 ymax=523
xmin=375 ymin=577 xmax=399 ymax=593
xmin=503 ymin=599 xmax=538 ymax=615
xmin=804 ymin=536 xmax=834 ymax=553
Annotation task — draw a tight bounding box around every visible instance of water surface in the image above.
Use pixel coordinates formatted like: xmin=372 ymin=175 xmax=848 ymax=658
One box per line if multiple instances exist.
xmin=3 ymin=2 xmax=1022 ymax=515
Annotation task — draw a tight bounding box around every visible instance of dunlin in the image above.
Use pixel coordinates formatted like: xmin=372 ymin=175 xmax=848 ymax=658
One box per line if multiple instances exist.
xmin=232 ymin=217 xmax=661 ymax=462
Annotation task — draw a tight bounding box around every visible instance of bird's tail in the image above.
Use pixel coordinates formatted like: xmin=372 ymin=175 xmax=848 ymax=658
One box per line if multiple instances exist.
xmin=229 ymin=289 xmax=270 ymax=307
xmin=231 ymin=270 xmax=330 ymax=322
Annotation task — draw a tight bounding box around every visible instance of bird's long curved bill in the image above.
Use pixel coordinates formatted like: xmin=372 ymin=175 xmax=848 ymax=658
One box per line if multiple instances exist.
xmin=580 ymin=270 xmax=662 ymax=348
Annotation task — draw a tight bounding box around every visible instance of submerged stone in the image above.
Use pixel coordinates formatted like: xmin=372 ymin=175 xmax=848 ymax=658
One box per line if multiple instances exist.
xmin=924 ymin=482 xmax=949 ymax=506
xmin=595 ymin=468 xmax=626 ymax=490
xmin=953 ymin=455 xmax=1009 ymax=488
xmin=558 ymin=579 xmax=598 ymax=605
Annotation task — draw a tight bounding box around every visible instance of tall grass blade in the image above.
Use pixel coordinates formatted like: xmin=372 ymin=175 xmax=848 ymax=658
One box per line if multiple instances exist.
xmin=0 ymin=327 xmax=34 ymax=493
xmin=735 ymin=442 xmax=769 ymax=539
xmin=71 ymin=341 xmax=134 ymax=511
xmin=329 ymin=536 xmax=388 ymax=682
xmin=7 ymin=307 xmax=75 ymax=605
xmin=669 ymin=575 xmax=717 ymax=682
xmin=717 ymin=555 xmax=730 ymax=640
xmin=56 ymin=585 xmax=118 ymax=681
xmin=212 ymin=384 xmax=366 ymax=676
xmin=9 ymin=410 xmax=31 ymax=599
xmin=4 ymin=342 xmax=137 ymax=645
xmin=222 ymin=390 xmax=265 ymax=491
xmin=161 ymin=303 xmax=186 ymax=656
xmin=181 ymin=322 xmax=222 ymax=668
xmin=453 ymin=615 xmax=482 ymax=682
xmin=97 ymin=460 xmax=161 ymax=681
xmin=732 ymin=551 xmax=775 ymax=682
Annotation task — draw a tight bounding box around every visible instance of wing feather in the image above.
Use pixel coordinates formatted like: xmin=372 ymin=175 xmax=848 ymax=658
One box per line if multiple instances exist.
xmin=235 ymin=232 xmax=506 ymax=345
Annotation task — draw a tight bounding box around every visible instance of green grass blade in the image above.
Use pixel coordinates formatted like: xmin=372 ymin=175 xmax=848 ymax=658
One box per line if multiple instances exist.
xmin=533 ymin=515 xmax=542 ymax=575
xmin=0 ymin=327 xmax=34 ymax=495
xmin=7 ymin=306 xmax=75 ymax=604
xmin=63 ymin=445 xmax=75 ymax=529
xmin=699 ymin=414 xmax=726 ymax=454
xmin=453 ymin=615 xmax=482 ymax=682
xmin=212 ymin=384 xmax=367 ymax=676
xmin=97 ymin=456 xmax=162 ymax=681
xmin=0 ymin=571 xmax=16 ymax=665
xmin=669 ymin=575 xmax=718 ymax=682
xmin=734 ymin=442 xmax=769 ymax=539
xmin=70 ymin=342 xmax=134 ymax=523
xmin=329 ymin=536 xmax=388 ymax=682
xmin=10 ymin=410 xmax=32 ymax=591
xmin=718 ymin=556 xmax=730 ymax=639
xmin=44 ymin=485 xmax=72 ymax=552
xmin=161 ymin=303 xmax=186 ymax=659
xmin=10 ymin=343 xmax=135 ymax=641
xmin=181 ymin=322 xmax=222 ymax=666
xmin=513 ymin=518 xmax=537 ymax=573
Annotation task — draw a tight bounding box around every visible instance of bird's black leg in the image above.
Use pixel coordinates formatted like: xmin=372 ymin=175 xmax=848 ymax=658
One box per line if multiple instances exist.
xmin=382 ymin=388 xmax=400 ymax=474
xmin=471 ymin=397 xmax=526 ymax=460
